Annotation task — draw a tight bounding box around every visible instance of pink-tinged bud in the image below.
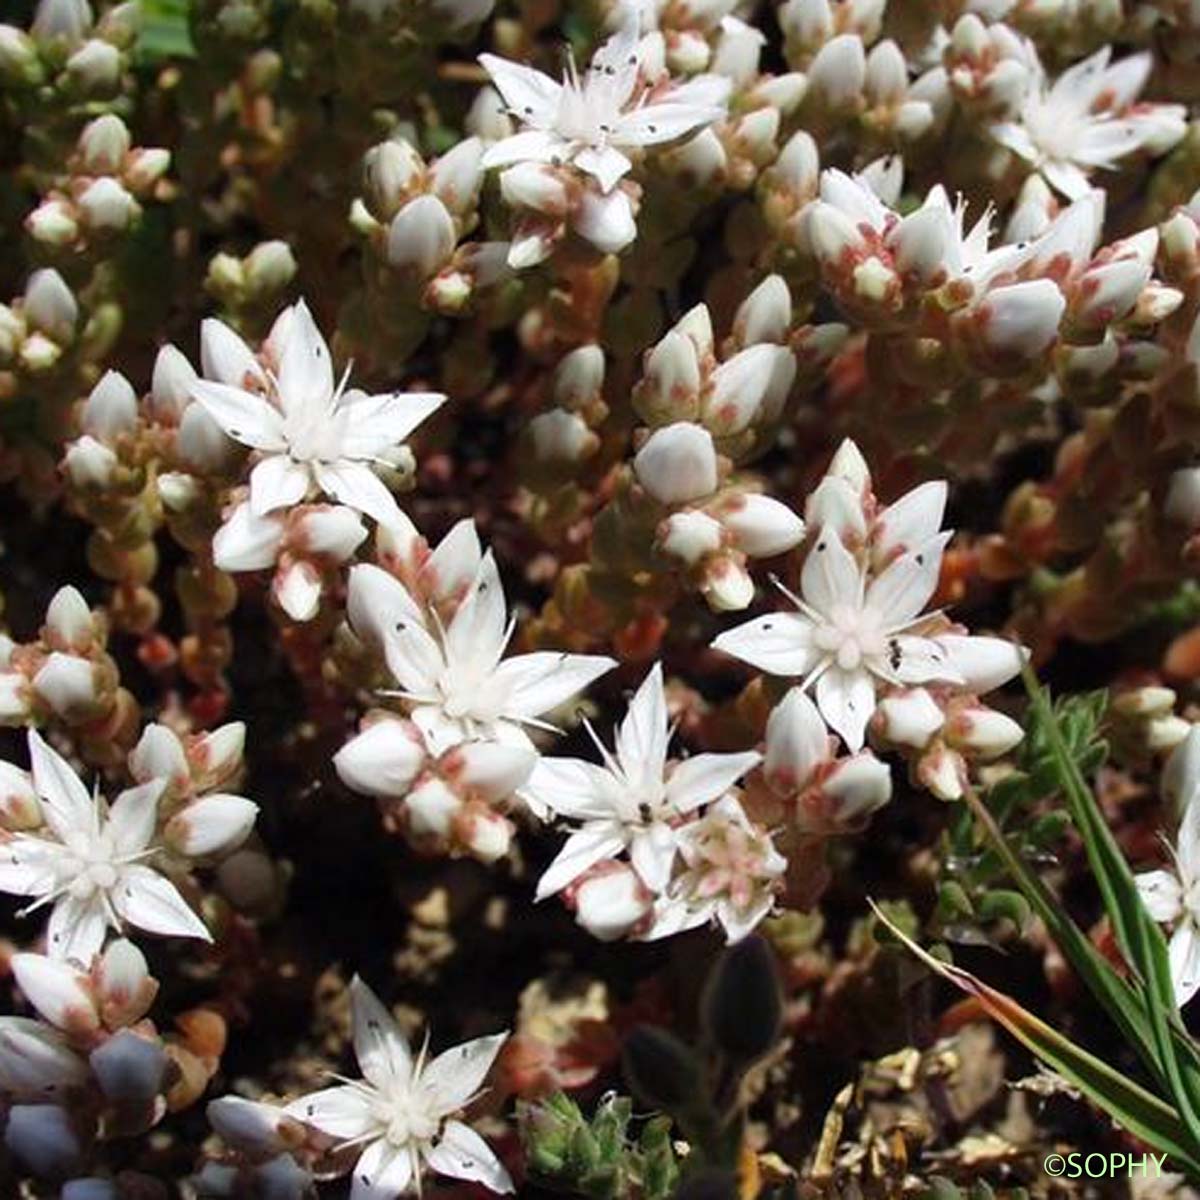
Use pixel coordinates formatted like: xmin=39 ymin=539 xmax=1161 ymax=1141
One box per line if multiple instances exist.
xmin=273 ymin=560 xmax=322 ymax=622
xmin=33 ymin=651 xmax=98 ymax=717
xmin=766 ymin=131 xmax=819 ymax=205
xmin=888 ymin=204 xmax=952 ymax=286
xmin=430 ymin=137 xmax=484 ymax=216
xmin=1111 ymin=685 xmax=1176 ymax=719
xmin=764 ymin=687 xmax=829 ymax=792
xmin=634 ymin=422 xmax=719 ymax=505
xmin=462 ymin=807 xmax=512 ymax=862
xmin=666 ymin=29 xmax=710 ymax=74
xmin=704 ymin=343 xmax=796 ymax=434
xmin=674 ymin=303 xmax=714 ymax=358
xmin=78 ymin=113 xmax=129 ymax=174
xmin=640 ymin=330 xmax=701 ymax=422
xmin=1161 ymin=211 xmax=1200 ymax=269
xmin=575 ymin=187 xmax=637 ymax=255
xmin=720 ymin=494 xmax=805 ymax=557
xmin=212 ymin=504 xmax=284 ymax=572
xmin=165 ymin=794 xmax=259 ymax=857
xmin=1167 ymin=468 xmax=1200 ymax=527
xmin=124 ymin=147 xmax=171 ymax=192
xmin=156 ymin=472 xmax=199 ymax=513
xmin=24 ymin=269 xmax=77 ymax=342
xmin=78 ymin=176 xmax=137 ymax=231
xmin=701 ymin=557 xmax=755 ymax=611
xmin=149 ymin=344 xmax=197 ymax=423
xmin=975 ymin=279 xmax=1065 ymax=360
xmin=528 ymin=409 xmax=598 ymax=465
xmin=334 ymin=717 xmax=427 ymax=798
xmin=554 ymin=344 xmax=604 ymax=407
xmin=82 ymin=369 xmax=137 ymax=439
xmin=779 ymin=0 xmax=832 ymax=46
xmin=946 ymin=705 xmax=1024 ymax=758
xmin=363 ymin=139 xmax=424 ymax=221
xmin=1071 ymin=258 xmax=1151 ymax=330
xmin=729 ymin=106 xmax=779 ymax=165
xmin=934 ymin=634 xmax=1025 ymax=692
xmin=89 ymin=1028 xmax=167 ymax=1103
xmin=129 ymin=723 xmax=188 ymax=787
xmin=45 ymin=585 xmax=93 ymax=651
xmin=0 ymin=762 xmax=40 ymax=829
xmin=1132 ymin=282 xmax=1183 ymax=325
xmin=298 ymin=506 xmax=368 ymax=562
xmin=0 ymin=673 xmax=32 ymax=723
xmin=66 ymin=37 xmax=119 ymax=91
xmin=875 ymin=688 xmax=944 ymax=748
xmin=405 ymin=777 xmax=462 ymax=839
xmin=191 ymin=722 xmax=246 ymax=789
xmin=815 ymin=751 xmax=892 ymax=830
xmin=732 ymin=275 xmax=791 ymax=347
xmin=805 ymin=475 xmax=867 ymax=541
xmin=386 ymin=194 xmax=456 ymax=277
xmin=807 ymin=34 xmax=865 ymax=109
xmin=64 ymin=435 xmax=118 ymax=487
xmin=917 ymin=744 xmax=965 ymax=801
xmin=5 ymin=1104 xmax=83 ymax=1177
xmin=11 ymin=954 xmax=99 ymax=1035
xmin=507 ymin=227 xmax=556 ymax=271
xmin=570 ymin=862 xmax=653 ymax=941
xmin=659 ymin=510 xmax=724 ymax=564
xmin=448 ymin=741 xmax=537 ymax=801
xmin=801 ymin=200 xmax=865 ymax=266
xmin=27 ymin=199 xmax=78 ymax=247
xmin=661 ymin=128 xmax=727 ymax=187
xmin=95 ymin=938 xmax=156 ymax=1029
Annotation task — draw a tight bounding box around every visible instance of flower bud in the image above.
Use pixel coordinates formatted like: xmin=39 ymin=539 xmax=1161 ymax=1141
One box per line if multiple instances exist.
xmin=701 ymin=557 xmax=755 ymax=610
xmin=974 ymin=279 xmax=1065 ymax=360
xmin=528 ymin=408 xmax=598 ymax=465
xmin=864 ymin=38 xmax=906 ymax=105
xmin=634 ymin=422 xmax=719 ymax=505
xmin=165 ymin=794 xmax=259 ymax=857
xmin=212 ymin=504 xmax=284 ymax=572
xmin=764 ymin=687 xmax=828 ymax=792
xmin=639 ymin=330 xmax=701 ymax=422
xmin=124 ymin=147 xmax=171 ymax=192
xmin=465 ymin=86 xmax=513 ymax=142
xmin=571 ymin=863 xmax=652 ymax=941
xmin=5 ymin=1104 xmax=83 ymax=1177
xmin=659 ymin=510 xmax=724 ymax=564
xmin=244 ymin=240 xmax=297 ymax=296
xmin=95 ymin=939 xmax=156 ymax=1028
xmin=732 ymin=275 xmax=791 ymax=347
xmin=149 ymin=343 xmax=197 ymax=423
xmin=386 ymin=194 xmax=456 ymax=276
xmin=406 ymin=777 xmax=462 ymax=839
xmin=500 ymin=163 xmax=569 ymax=216
xmin=24 ymin=269 xmax=77 ymax=342
xmin=461 ymin=807 xmax=512 ymax=862
xmin=575 ymin=187 xmax=637 ymax=255
xmin=719 ymin=494 xmax=805 ymax=557
xmin=0 ymin=27 xmax=42 ymax=86
xmin=711 ymin=17 xmax=764 ymax=86
xmin=78 ymin=113 xmax=129 ymax=174
xmin=1071 ymin=258 xmax=1151 ymax=330
xmin=660 ymin=127 xmax=727 ymax=188
xmin=63 ymin=435 xmax=118 ymax=487
xmin=273 ymin=560 xmax=322 ymax=622
xmin=297 ymin=506 xmax=368 ymax=561
xmin=807 ymin=34 xmax=865 ymax=109
xmin=157 ymin=471 xmax=200 ymax=511
xmin=27 ymin=199 xmax=79 ymax=248
xmin=11 ymin=954 xmax=99 ymax=1034
xmin=334 ymin=718 xmax=427 ymax=797
xmin=363 ymin=139 xmax=424 ymax=221
xmin=875 ymin=688 xmax=944 ymax=748
xmin=814 ymin=751 xmax=892 ymax=830
xmin=78 ymin=176 xmax=137 ymax=231
xmin=430 ymin=136 xmax=484 ymax=216
xmin=945 ymin=705 xmax=1024 ymax=758
xmin=703 ymin=343 xmax=795 ymax=435
xmin=554 ymin=344 xmax=605 ymax=408
xmin=917 ymin=744 xmax=966 ymax=801
xmin=0 ymin=761 xmax=40 ymax=829
xmin=32 ymin=0 xmax=92 ymax=46
xmin=179 ymin=403 xmax=240 ymax=473
xmin=45 ymin=585 xmax=93 ymax=650
xmin=33 ymin=651 xmax=99 ymax=717
xmin=82 ymin=369 xmax=137 ymax=439
xmin=90 ymin=1029 xmax=167 ymax=1103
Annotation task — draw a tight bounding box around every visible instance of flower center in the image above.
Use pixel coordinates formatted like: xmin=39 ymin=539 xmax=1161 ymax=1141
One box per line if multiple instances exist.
xmin=378 ymin=1089 xmax=441 ymax=1148
xmin=59 ymin=829 xmax=118 ymax=899
xmin=438 ymin=663 xmax=507 ymax=724
xmin=811 ymin=604 xmax=886 ymax=672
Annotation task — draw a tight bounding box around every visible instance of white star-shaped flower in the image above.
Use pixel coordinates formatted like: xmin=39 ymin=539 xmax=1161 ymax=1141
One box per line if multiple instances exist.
xmin=523 ymin=662 xmax=760 ymax=899
xmin=990 ymin=47 xmax=1186 ymax=200
xmin=372 ymin=549 xmax=615 ymax=755
xmin=1138 ymin=726 xmax=1200 ymax=1008
xmin=479 ymin=9 xmax=730 ymax=193
xmin=712 ymin=530 xmax=961 ymax=752
xmin=190 ymin=300 xmax=445 ymax=529
xmin=285 ymin=977 xmax=512 ymax=1200
xmin=0 ymin=731 xmax=211 ymax=965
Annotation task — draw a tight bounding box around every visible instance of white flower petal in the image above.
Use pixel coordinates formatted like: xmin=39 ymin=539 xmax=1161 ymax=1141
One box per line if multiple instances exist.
xmin=425 ymin=1119 xmax=513 ymax=1193
xmin=1170 ymin=922 xmax=1200 ymax=1008
xmin=481 ymin=129 xmax=564 ymax=170
xmin=0 ymin=837 xmax=64 ymax=896
xmin=711 ymin=612 xmax=818 ymax=677
xmin=213 ymin=503 xmax=286 ymax=572
xmin=536 ymin=825 xmax=628 ymax=899
xmin=249 ymin=455 xmax=311 ymax=516
xmin=491 ymin=652 xmax=616 ymax=720
xmin=351 ymin=976 xmax=412 ymax=1090
xmin=351 ymin=1138 xmax=414 ymax=1200
xmin=190 ymin=380 xmax=286 ymax=452
xmin=629 ymin=824 xmax=678 ymax=892
xmin=339 ymin=391 xmax=446 ymax=458
xmin=11 ymin=953 xmax=98 ymax=1032
xmin=665 ymin=750 xmax=761 ymax=812
xmin=865 ymin=533 xmax=950 ymax=629
xmin=573 ymin=144 xmax=633 ymax=192
xmin=815 ymin=667 xmax=876 ymax=751
xmin=801 ymin=529 xmax=862 ymax=617
xmin=286 ymin=1084 xmax=378 ymax=1140
xmin=1137 ymin=869 xmax=1183 ymax=924
xmin=422 ymin=1033 xmax=507 ymax=1111
xmin=275 ymin=299 xmax=334 ymax=418
xmin=200 ymin=318 xmax=265 ymax=387
xmin=313 ymin=460 xmax=404 ymax=528
xmin=28 ymin=731 xmax=96 ymax=843
xmin=112 ymin=865 xmax=211 ymax=943
xmin=478 ymin=54 xmax=563 ymax=124
xmin=106 ymin=780 xmax=164 ymax=857
xmin=615 ymin=663 xmax=670 ymax=793
xmin=46 ymin=893 xmax=108 ymax=965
